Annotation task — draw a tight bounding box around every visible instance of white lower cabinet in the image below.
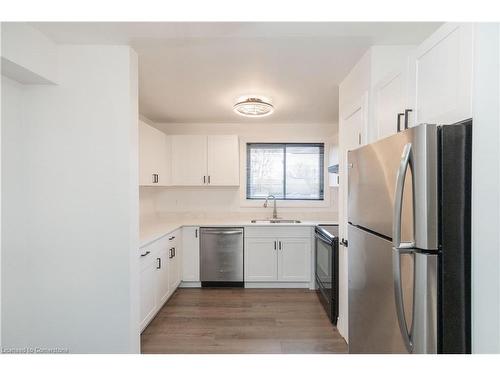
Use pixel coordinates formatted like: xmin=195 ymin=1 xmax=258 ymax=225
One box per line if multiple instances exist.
xmin=139 ymin=254 xmax=156 ymax=330
xmin=244 ymin=227 xmax=312 ymax=284
xmin=167 ymin=229 xmax=182 ymax=292
xmin=277 ymin=238 xmax=311 ymax=282
xmin=139 ymin=229 xmax=182 ymax=332
xmin=182 ymin=226 xmax=200 ymax=282
xmin=155 ymin=244 xmax=171 ymax=307
xmin=245 ymin=238 xmax=278 ymax=282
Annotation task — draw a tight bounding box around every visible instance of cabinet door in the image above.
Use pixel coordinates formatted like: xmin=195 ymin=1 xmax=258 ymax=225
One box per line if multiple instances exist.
xmin=338 ymin=93 xmax=368 ymax=340
xmin=155 ymin=245 xmax=170 ymax=307
xmin=277 ymin=238 xmax=311 ymax=282
xmin=414 ymin=23 xmax=473 ymax=125
xmin=339 ymin=93 xmax=368 ymax=244
xmin=139 ymin=120 xmax=156 ymax=186
xmin=171 ymin=135 xmax=207 ymax=186
xmin=157 ymin=135 xmax=171 ymax=186
xmin=139 ymin=256 xmax=156 ymax=331
xmin=168 ymin=244 xmax=181 ymax=291
xmin=182 ymin=226 xmax=200 ymax=282
xmin=244 ymin=238 xmax=278 ymax=282
xmin=373 ymin=69 xmax=408 ymax=140
xmin=207 ymin=135 xmax=239 ymax=186
xmin=139 ymin=120 xmax=169 ymax=186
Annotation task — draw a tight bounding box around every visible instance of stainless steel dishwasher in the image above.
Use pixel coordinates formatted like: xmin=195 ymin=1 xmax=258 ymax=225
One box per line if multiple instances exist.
xmin=200 ymin=227 xmax=244 ymax=287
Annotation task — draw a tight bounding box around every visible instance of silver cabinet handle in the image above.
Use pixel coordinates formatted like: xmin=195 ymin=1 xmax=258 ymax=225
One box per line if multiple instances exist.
xmin=140 ymin=250 xmax=151 ymax=257
xmin=274 ymin=241 xmax=277 ymax=250
xmin=156 ymin=257 xmax=161 ymax=269
xmin=208 ymin=175 xmax=211 ymax=184
xmin=203 ymin=176 xmax=206 ymax=184
xmin=278 ymin=241 xmax=282 ymax=250
xmin=169 ymin=236 xmax=175 ymax=241
xmin=397 ymin=113 xmax=404 ymax=132
xmin=169 ymin=247 xmax=175 ymax=259
xmin=195 ymin=229 xmax=198 ymax=238
xmin=404 ymin=109 xmax=412 ymax=130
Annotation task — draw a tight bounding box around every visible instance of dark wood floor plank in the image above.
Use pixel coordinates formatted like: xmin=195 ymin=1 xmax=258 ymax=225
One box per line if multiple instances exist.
xmin=141 ymin=288 xmax=347 ymax=354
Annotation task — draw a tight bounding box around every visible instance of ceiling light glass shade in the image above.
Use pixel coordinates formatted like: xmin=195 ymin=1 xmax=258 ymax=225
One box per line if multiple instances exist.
xmin=233 ymin=97 xmax=274 ymax=117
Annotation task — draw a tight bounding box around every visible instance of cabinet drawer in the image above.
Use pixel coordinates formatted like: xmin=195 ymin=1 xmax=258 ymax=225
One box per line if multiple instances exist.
xmin=245 ymin=226 xmax=312 ymax=238
xmin=139 ymin=245 xmax=156 ymax=271
xmin=166 ymin=229 xmax=181 ymax=254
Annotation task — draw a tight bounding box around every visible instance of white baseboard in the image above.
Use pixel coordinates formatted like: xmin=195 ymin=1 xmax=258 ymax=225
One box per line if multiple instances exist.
xmin=179 ymin=281 xmax=201 ymax=288
xmin=179 ymin=281 xmax=315 ymax=289
xmin=244 ymin=282 xmax=311 ymax=289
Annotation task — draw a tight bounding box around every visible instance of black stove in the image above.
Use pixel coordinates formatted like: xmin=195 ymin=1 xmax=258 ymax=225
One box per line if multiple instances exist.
xmin=314 ymin=224 xmax=339 ymax=325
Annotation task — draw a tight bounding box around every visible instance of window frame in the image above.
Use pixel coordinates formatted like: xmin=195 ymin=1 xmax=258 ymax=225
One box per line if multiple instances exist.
xmin=246 ymin=142 xmax=325 ymax=201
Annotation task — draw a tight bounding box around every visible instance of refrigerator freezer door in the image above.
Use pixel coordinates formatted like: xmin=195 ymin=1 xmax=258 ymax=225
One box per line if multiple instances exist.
xmin=348 ymin=224 xmax=414 ymax=353
xmin=412 ymin=252 xmax=438 ymax=354
xmin=348 ymin=124 xmax=439 ymax=250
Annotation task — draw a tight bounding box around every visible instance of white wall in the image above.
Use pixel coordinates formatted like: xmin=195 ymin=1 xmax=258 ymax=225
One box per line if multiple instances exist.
xmin=471 ymin=23 xmax=500 ymax=354
xmin=1 ymin=45 xmax=139 ymax=353
xmin=140 ymin=122 xmax=338 ymax=222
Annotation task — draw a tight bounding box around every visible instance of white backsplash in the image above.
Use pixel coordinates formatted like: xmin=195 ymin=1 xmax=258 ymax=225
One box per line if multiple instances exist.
xmin=140 ymin=186 xmax=338 ymax=223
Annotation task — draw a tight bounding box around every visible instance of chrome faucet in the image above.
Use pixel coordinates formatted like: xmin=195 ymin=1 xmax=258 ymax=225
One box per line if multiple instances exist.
xmin=264 ymin=195 xmax=279 ymax=219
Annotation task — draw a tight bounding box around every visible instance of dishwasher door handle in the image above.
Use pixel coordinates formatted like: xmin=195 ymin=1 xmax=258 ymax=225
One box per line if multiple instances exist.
xmin=202 ymin=230 xmax=243 ymax=235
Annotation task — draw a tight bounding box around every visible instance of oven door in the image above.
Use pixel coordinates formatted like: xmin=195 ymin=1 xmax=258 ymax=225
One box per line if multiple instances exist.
xmin=315 ymin=233 xmax=333 ymax=288
xmin=315 ymin=229 xmax=337 ymax=323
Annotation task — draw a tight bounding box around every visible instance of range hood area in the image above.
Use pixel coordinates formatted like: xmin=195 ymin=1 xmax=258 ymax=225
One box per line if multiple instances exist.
xmin=328 ymin=164 xmax=339 ymax=174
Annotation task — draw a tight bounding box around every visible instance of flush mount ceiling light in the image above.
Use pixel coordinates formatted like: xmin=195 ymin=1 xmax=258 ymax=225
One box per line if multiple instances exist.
xmin=233 ymin=96 xmax=274 ymax=117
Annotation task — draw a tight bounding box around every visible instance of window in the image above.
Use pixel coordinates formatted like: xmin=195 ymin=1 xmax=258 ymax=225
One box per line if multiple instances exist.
xmin=246 ymin=143 xmax=324 ymax=200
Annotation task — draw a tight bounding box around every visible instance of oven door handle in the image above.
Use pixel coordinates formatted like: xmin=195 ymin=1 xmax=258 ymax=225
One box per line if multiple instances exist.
xmin=315 ymin=232 xmax=333 ymax=246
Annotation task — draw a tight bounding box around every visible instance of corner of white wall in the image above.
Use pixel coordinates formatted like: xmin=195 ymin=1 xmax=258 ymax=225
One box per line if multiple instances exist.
xmin=471 ymin=22 xmax=500 ymax=354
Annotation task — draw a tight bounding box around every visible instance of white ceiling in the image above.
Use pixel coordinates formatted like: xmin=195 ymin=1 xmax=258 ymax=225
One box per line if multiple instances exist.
xmin=31 ymin=22 xmax=441 ymax=124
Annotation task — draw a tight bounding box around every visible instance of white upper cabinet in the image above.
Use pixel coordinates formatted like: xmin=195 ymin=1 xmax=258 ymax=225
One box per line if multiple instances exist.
xmin=373 ymin=60 xmax=413 ymax=139
xmin=414 ymin=23 xmax=474 ymax=125
xmin=171 ymin=135 xmax=239 ymax=186
xmin=139 ymin=120 xmax=170 ymax=186
xmin=207 ymin=135 xmax=239 ymax=186
xmin=171 ymin=135 xmax=208 ymax=186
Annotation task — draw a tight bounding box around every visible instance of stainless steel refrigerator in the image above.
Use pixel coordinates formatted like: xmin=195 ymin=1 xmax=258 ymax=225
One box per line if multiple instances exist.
xmin=347 ymin=120 xmax=471 ymax=354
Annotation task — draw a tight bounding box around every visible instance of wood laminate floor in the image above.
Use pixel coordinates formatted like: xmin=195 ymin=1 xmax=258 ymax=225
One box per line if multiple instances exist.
xmin=141 ymin=288 xmax=348 ymax=354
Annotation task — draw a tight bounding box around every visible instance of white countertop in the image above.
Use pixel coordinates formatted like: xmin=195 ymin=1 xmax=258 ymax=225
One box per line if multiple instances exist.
xmin=140 ymin=216 xmax=338 ymax=248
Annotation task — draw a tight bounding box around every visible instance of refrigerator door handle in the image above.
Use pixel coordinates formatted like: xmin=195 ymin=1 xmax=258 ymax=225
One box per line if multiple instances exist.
xmin=392 ymin=142 xmax=416 ymax=353
xmin=392 ymin=247 xmax=414 ymax=353
xmin=392 ymin=142 xmax=415 ymax=250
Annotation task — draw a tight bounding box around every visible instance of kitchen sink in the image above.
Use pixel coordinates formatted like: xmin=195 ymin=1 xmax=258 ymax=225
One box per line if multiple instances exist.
xmin=250 ymin=219 xmax=302 ymax=224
